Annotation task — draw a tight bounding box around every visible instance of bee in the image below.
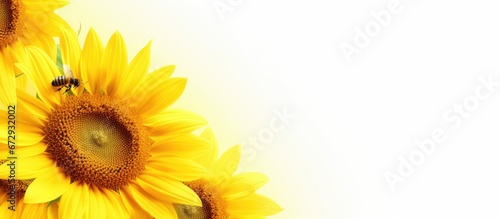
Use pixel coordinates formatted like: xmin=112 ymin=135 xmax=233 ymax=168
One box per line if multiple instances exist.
xmin=52 ymin=65 xmax=81 ymax=94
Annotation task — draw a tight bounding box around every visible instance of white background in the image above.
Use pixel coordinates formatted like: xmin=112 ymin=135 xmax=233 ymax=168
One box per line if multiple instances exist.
xmin=59 ymin=1 xmax=500 ymax=218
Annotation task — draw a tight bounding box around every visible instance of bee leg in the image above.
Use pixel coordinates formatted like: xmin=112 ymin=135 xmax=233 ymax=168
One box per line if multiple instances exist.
xmin=56 ymin=86 xmax=63 ymax=92
xmin=62 ymin=86 xmax=71 ymax=95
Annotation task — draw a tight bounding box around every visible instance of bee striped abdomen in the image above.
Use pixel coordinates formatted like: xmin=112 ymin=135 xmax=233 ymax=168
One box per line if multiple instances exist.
xmin=52 ymin=76 xmax=68 ymax=87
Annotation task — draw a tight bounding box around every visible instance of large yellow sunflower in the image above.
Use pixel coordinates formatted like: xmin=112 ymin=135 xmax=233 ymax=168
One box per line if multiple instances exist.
xmin=0 ymin=27 xmax=212 ymax=218
xmin=0 ymin=0 xmax=69 ymax=107
xmin=173 ymin=128 xmax=283 ymax=219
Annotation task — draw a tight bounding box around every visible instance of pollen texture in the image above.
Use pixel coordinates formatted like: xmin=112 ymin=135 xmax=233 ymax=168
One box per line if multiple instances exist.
xmin=45 ymin=94 xmax=151 ymax=189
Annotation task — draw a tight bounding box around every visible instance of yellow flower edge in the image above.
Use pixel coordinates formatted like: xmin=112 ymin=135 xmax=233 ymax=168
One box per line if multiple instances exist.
xmin=172 ymin=128 xmax=284 ymax=219
xmin=0 ymin=27 xmax=212 ymax=218
xmin=0 ymin=0 xmax=70 ymax=107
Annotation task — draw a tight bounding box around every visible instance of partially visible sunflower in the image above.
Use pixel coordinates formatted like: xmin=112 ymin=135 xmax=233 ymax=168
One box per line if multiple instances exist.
xmin=0 ymin=169 xmax=58 ymax=218
xmin=173 ymin=128 xmax=283 ymax=219
xmin=0 ymin=0 xmax=70 ymax=107
xmin=0 ymin=27 xmax=212 ymax=218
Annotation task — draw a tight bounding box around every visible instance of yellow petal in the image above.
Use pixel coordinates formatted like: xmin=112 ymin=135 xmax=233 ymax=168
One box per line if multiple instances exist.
xmin=102 ymin=189 xmax=128 ymax=218
xmin=227 ymin=194 xmax=283 ymax=216
xmin=0 ymin=142 xmax=47 ymax=158
xmin=18 ymin=111 xmax=46 ymax=133
xmin=80 ymin=183 xmax=90 ymax=213
xmin=60 ymin=27 xmax=81 ymax=78
xmin=0 ymin=154 xmax=53 ymax=179
xmin=117 ymin=41 xmax=152 ymax=96
xmin=127 ymin=65 xmax=176 ymax=105
xmin=0 ymin=50 xmax=17 ymax=107
xmin=59 ymin=182 xmax=87 ymax=219
xmin=146 ymin=158 xmax=208 ymax=181
xmin=20 ymin=202 xmax=49 ymax=219
xmin=102 ymin=31 xmax=127 ymax=95
xmin=80 ymin=28 xmax=104 ymax=94
xmin=145 ymin=109 xmax=207 ymax=141
xmin=136 ymin=175 xmax=202 ymax=206
xmin=17 ymin=89 xmax=51 ymax=120
xmin=37 ymin=12 xmax=70 ymax=36
xmin=211 ymin=145 xmax=242 ymax=183
xmin=16 ymin=73 xmax=28 ymax=92
xmin=24 ymin=166 xmax=70 ymax=203
xmin=122 ymin=183 xmax=175 ymax=218
xmin=137 ymin=78 xmax=186 ymax=116
xmin=47 ymin=202 xmax=59 ymax=219
xmin=24 ymin=0 xmax=69 ymax=11
xmin=166 ymin=204 xmax=178 ymax=219
xmin=198 ymin=128 xmax=219 ymax=169
xmin=201 ymin=127 xmax=219 ymax=148
xmin=0 ymin=196 xmax=17 ymax=218
xmin=221 ymin=173 xmax=269 ymax=200
xmin=0 ymin=119 xmax=45 ymax=146
xmin=120 ymin=188 xmax=152 ymax=219
xmin=16 ymin=116 xmax=44 ymax=136
xmin=151 ymin=134 xmax=211 ymax=159
xmin=21 ymin=27 xmax=58 ymax=61
xmin=16 ymin=47 xmax=62 ymax=108
xmin=88 ymin=185 xmax=106 ymax=219
xmin=84 ymin=185 xmax=100 ymax=219
xmin=0 ymin=106 xmax=46 ymax=146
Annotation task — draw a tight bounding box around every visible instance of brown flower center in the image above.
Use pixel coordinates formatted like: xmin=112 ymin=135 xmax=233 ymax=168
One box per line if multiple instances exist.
xmin=45 ymin=94 xmax=151 ymax=190
xmin=174 ymin=180 xmax=228 ymax=219
xmin=0 ymin=0 xmax=24 ymax=48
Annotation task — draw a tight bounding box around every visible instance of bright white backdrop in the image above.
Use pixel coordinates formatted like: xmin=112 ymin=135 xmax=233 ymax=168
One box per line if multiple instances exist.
xmin=59 ymin=1 xmax=500 ymax=218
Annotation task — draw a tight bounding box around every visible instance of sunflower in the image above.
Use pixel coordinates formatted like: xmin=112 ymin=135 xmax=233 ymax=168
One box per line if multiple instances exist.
xmin=173 ymin=128 xmax=283 ymax=219
xmin=0 ymin=0 xmax=69 ymax=107
xmin=0 ymin=27 xmax=212 ymax=218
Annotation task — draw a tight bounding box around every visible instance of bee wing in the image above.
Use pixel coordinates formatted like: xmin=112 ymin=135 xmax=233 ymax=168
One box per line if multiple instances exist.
xmin=63 ymin=64 xmax=74 ymax=78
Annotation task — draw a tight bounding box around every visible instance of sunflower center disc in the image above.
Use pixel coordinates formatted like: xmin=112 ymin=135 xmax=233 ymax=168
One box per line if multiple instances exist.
xmin=0 ymin=0 xmax=23 ymax=47
xmin=45 ymin=94 xmax=151 ymax=190
xmin=174 ymin=180 xmax=228 ymax=219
